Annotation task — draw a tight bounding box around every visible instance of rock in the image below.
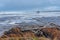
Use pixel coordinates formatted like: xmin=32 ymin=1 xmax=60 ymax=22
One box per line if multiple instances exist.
xmin=1 ymin=27 xmax=35 ymax=38
xmin=1 ymin=26 xmax=60 ymax=40
xmin=40 ymin=28 xmax=60 ymax=40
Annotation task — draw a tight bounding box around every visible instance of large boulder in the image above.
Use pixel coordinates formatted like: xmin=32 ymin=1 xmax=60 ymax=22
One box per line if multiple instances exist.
xmin=40 ymin=28 xmax=60 ymax=40
xmin=1 ymin=27 xmax=35 ymax=38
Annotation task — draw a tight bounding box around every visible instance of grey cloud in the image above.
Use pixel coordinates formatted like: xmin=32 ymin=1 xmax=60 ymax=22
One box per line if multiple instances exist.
xmin=0 ymin=0 xmax=60 ymax=11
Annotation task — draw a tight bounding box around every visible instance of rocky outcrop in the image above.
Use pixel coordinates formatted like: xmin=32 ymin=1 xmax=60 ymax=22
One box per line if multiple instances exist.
xmin=0 ymin=27 xmax=60 ymax=40
xmin=40 ymin=28 xmax=60 ymax=40
xmin=1 ymin=27 xmax=35 ymax=38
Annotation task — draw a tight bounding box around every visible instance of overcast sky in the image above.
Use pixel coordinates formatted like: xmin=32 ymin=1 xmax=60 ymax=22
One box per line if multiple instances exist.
xmin=0 ymin=0 xmax=60 ymax=11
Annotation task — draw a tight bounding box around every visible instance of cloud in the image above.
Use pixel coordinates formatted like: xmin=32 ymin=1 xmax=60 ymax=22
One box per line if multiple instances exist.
xmin=0 ymin=0 xmax=60 ymax=11
xmin=43 ymin=6 xmax=60 ymax=11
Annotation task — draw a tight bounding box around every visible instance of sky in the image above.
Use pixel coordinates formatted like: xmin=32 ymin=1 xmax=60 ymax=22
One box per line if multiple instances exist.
xmin=0 ymin=0 xmax=60 ymax=11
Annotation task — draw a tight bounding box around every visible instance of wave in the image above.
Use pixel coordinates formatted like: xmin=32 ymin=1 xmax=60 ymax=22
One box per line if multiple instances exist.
xmin=0 ymin=11 xmax=60 ymax=24
xmin=0 ymin=11 xmax=60 ymax=36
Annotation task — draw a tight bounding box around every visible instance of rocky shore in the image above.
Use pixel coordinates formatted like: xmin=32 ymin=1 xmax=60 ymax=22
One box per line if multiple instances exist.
xmin=0 ymin=23 xmax=60 ymax=40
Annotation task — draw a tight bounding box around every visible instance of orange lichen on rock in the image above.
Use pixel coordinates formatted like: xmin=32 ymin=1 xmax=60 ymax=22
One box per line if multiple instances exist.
xmin=41 ymin=28 xmax=60 ymax=40
xmin=1 ymin=27 xmax=35 ymax=38
xmin=22 ymin=30 xmax=35 ymax=38
xmin=1 ymin=27 xmax=60 ymax=40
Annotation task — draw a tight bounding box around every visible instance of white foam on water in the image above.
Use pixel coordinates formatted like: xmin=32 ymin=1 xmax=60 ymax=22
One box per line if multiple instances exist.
xmin=0 ymin=11 xmax=60 ymax=36
xmin=0 ymin=11 xmax=60 ymax=24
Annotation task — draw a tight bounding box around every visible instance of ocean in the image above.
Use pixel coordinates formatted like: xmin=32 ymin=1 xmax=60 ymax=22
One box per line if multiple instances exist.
xmin=0 ymin=11 xmax=60 ymax=36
